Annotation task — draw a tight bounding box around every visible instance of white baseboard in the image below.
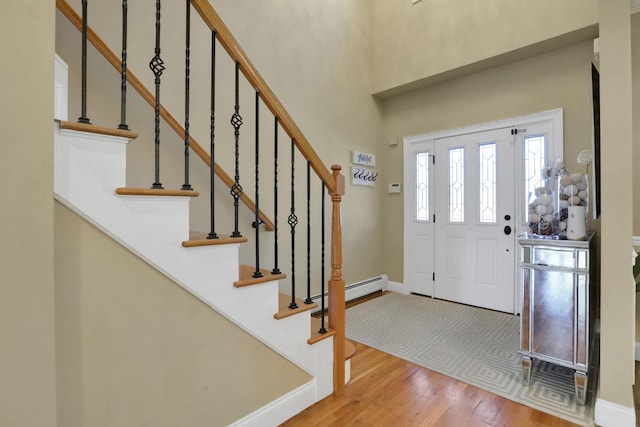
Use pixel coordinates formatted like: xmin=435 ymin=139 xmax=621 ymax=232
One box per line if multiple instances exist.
xmin=229 ymin=381 xmax=316 ymax=427
xmin=594 ymin=398 xmax=636 ymax=427
xmin=387 ymin=281 xmax=410 ymax=295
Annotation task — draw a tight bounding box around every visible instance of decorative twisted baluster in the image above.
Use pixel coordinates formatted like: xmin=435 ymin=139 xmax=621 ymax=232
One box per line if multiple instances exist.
xmin=118 ymin=0 xmax=129 ymax=130
xmin=319 ymin=180 xmax=327 ymax=334
xmin=149 ymin=0 xmax=164 ymax=189
xmin=230 ymin=62 xmax=243 ymax=237
xmin=288 ymin=139 xmax=298 ymax=309
xmin=272 ymin=116 xmax=281 ymax=274
xmin=305 ymin=160 xmax=312 ymax=304
xmin=207 ymin=30 xmax=218 ymax=240
xmin=181 ymin=0 xmax=193 ymax=191
xmin=78 ymin=0 xmax=91 ymax=124
xmin=253 ymin=91 xmax=263 ymax=278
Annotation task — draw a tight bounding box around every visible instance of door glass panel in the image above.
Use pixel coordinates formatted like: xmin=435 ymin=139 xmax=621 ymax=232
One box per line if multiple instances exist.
xmin=415 ymin=152 xmax=430 ymax=222
xmin=478 ymin=143 xmax=496 ymax=223
xmin=523 ymin=134 xmax=547 ymax=223
xmin=448 ymin=147 xmax=464 ymax=223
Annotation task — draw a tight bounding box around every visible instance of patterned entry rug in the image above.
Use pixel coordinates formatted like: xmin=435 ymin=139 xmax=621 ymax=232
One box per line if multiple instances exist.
xmin=345 ymin=292 xmax=595 ymax=426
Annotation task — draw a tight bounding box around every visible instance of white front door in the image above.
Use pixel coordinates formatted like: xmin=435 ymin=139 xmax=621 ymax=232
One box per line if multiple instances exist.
xmin=433 ymin=129 xmax=515 ymax=312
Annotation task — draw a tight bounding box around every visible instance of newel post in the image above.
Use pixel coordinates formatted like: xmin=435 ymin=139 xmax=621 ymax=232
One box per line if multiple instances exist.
xmin=328 ymin=164 xmax=346 ymax=394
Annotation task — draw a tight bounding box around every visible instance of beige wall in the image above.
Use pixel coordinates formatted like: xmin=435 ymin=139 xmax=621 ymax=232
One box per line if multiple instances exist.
xmin=55 ymin=202 xmax=311 ymax=426
xmin=634 ymin=13 xmax=640 ymax=343
xmin=598 ymin=1 xmax=635 ymax=409
xmin=372 ymin=0 xmax=598 ymax=95
xmin=0 ymin=2 xmax=58 ymax=426
xmin=633 ymin=13 xmax=640 ymax=237
xmin=380 ymin=40 xmax=596 ymax=283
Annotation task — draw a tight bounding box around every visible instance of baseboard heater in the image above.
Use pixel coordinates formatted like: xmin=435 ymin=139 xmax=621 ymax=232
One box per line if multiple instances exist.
xmin=311 ymin=274 xmax=388 ymax=313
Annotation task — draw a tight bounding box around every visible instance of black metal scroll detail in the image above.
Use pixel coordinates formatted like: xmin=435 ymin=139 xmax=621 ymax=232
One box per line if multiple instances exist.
xmin=288 ymin=139 xmax=298 ymax=309
xmin=230 ymin=62 xmax=243 ymax=238
xmin=149 ymin=0 xmax=164 ymax=189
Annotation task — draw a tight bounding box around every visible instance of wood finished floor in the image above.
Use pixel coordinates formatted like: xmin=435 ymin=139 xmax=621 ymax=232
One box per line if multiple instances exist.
xmin=283 ymin=292 xmax=579 ymax=427
xmin=281 ymin=341 xmax=579 ymax=427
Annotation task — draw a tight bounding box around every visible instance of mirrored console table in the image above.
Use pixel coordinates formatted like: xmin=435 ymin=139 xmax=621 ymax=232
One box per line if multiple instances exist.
xmin=517 ymin=233 xmax=596 ymax=406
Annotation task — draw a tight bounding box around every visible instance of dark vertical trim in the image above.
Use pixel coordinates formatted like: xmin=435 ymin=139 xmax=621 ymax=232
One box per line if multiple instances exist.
xmin=78 ymin=0 xmax=91 ymax=124
xmin=207 ymin=30 xmax=218 ymax=239
xmin=118 ymin=0 xmax=129 ymax=130
xmin=181 ymin=0 xmax=193 ymax=191
xmin=272 ymin=116 xmax=281 ymax=274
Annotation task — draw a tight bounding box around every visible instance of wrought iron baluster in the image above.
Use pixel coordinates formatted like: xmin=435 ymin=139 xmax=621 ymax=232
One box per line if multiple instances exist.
xmin=253 ymin=91 xmax=263 ymax=278
xmin=181 ymin=0 xmax=192 ymax=191
xmin=305 ymin=160 xmax=312 ymax=304
xmin=230 ymin=62 xmax=243 ymax=237
xmin=272 ymin=117 xmax=281 ymax=274
xmin=288 ymin=139 xmax=298 ymax=309
xmin=118 ymin=0 xmax=129 ymax=130
xmin=78 ymin=0 xmax=91 ymax=124
xmin=319 ymin=180 xmax=327 ymax=334
xmin=207 ymin=30 xmax=218 ymax=239
xmin=149 ymin=0 xmax=164 ymax=189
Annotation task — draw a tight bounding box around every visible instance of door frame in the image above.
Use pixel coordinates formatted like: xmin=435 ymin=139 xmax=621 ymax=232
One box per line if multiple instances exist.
xmin=403 ymin=108 xmax=563 ymax=313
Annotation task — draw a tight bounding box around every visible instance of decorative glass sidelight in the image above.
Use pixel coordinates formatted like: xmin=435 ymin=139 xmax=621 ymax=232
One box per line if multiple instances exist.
xmin=478 ymin=143 xmax=497 ymax=223
xmin=415 ymin=152 xmax=430 ymax=222
xmin=448 ymin=147 xmax=464 ymax=223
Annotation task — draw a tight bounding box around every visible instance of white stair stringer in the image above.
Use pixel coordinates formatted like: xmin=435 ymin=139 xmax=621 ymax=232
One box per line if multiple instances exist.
xmin=53 ymin=122 xmax=335 ymax=422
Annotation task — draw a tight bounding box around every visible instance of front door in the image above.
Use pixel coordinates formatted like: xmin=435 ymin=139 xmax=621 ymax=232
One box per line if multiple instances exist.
xmin=433 ymin=129 xmax=515 ymax=312
xmin=404 ymin=110 xmax=563 ymax=314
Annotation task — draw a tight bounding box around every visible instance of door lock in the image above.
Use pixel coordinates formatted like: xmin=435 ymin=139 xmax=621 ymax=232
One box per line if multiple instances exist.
xmin=504 ymin=225 xmax=512 ymax=235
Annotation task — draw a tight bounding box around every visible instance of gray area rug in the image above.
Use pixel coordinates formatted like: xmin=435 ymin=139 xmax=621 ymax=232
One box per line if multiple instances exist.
xmin=345 ymin=292 xmax=595 ymax=426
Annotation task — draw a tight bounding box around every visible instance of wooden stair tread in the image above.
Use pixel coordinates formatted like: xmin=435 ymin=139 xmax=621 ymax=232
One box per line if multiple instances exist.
xmin=308 ymin=316 xmax=335 ymax=344
xmin=116 ymin=187 xmax=199 ymax=197
xmin=274 ymin=293 xmax=318 ymax=319
xmin=59 ymin=119 xmax=138 ymax=140
xmin=234 ymin=264 xmax=286 ymax=287
xmin=345 ymin=339 xmax=356 ymax=360
xmin=182 ymin=231 xmax=247 ymax=247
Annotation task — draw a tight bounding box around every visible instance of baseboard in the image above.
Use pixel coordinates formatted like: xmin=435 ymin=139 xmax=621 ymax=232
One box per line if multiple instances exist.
xmin=229 ymin=381 xmax=316 ymax=427
xmin=594 ymin=398 xmax=636 ymax=427
xmin=311 ymin=275 xmax=388 ymax=310
xmin=387 ymin=280 xmax=410 ymax=295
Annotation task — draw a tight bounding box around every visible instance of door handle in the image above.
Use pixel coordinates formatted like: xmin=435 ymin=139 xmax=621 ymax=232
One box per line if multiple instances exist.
xmin=504 ymin=225 xmax=512 ymax=235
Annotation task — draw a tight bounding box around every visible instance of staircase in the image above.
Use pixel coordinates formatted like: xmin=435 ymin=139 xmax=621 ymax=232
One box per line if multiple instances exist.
xmin=53 ymin=0 xmax=349 ymax=424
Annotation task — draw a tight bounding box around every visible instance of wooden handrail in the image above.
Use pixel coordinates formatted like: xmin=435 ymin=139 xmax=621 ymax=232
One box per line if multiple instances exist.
xmin=56 ymin=0 xmax=275 ymax=231
xmin=190 ymin=0 xmax=337 ymax=194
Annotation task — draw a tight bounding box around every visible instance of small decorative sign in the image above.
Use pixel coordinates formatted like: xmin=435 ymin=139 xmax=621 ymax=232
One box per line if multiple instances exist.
xmin=352 ymin=151 xmax=376 ymax=167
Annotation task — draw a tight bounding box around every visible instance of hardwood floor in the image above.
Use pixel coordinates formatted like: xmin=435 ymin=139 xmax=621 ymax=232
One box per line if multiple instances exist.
xmin=281 ymin=341 xmax=579 ymax=427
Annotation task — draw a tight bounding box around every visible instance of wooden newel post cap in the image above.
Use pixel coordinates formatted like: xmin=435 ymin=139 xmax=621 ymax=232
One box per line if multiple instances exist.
xmin=331 ymin=165 xmax=345 ymax=196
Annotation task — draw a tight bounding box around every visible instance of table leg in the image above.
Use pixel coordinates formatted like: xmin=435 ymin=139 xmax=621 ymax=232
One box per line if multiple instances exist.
xmin=521 ymin=355 xmax=532 ymax=386
xmin=574 ymin=371 xmax=588 ymax=406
